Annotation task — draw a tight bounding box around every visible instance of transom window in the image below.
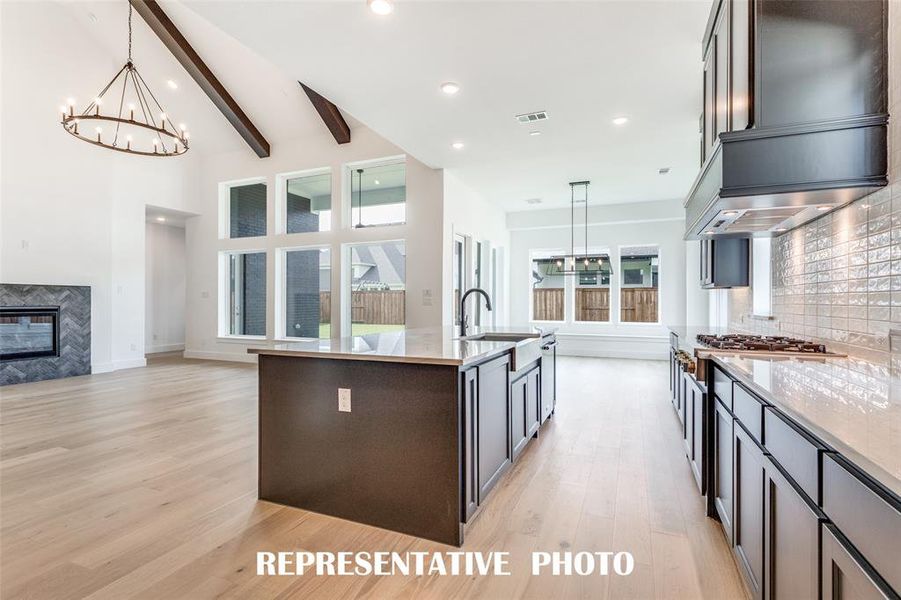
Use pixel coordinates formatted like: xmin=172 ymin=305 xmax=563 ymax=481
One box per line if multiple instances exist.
xmin=348 ymin=160 xmax=406 ymax=228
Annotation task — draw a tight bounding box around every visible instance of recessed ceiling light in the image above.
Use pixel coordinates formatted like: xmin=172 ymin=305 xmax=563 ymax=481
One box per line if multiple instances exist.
xmin=440 ymin=82 xmax=460 ymax=95
xmin=166 ymin=80 xmax=178 ymax=90
xmin=156 ymin=216 xmax=166 ymax=222
xmin=529 ymin=131 xmax=541 ymax=136
xmin=374 ymin=179 xmax=380 ymax=185
xmin=774 ymin=227 xmax=787 ymax=232
xmin=525 ymin=198 xmax=542 ymax=204
xmin=452 ymin=141 xmax=464 ymax=150
xmin=704 ymin=230 xmax=716 ymax=235
xmin=368 ymin=0 xmax=394 ymax=15
xmin=612 ymin=116 xmax=629 ymax=126
xmin=816 ymin=205 xmax=831 ymax=211
xmin=723 ymin=210 xmax=738 ymax=217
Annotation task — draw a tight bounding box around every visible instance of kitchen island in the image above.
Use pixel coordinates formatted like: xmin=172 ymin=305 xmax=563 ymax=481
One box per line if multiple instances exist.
xmin=248 ymin=326 xmax=557 ymax=546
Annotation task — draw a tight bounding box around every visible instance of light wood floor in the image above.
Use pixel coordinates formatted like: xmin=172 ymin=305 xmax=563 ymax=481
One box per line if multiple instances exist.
xmin=1 ymin=355 xmax=747 ymax=600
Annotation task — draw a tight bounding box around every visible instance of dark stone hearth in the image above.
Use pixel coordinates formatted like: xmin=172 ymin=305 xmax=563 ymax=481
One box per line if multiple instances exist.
xmin=1 ymin=284 xmax=91 ymax=385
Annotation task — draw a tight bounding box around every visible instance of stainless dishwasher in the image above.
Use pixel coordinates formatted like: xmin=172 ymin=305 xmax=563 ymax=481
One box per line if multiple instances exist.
xmin=540 ymin=335 xmax=557 ymax=423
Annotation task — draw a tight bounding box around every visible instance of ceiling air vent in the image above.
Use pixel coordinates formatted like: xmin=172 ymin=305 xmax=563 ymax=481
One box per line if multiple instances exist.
xmin=525 ymin=198 xmax=542 ymax=205
xmin=515 ymin=111 xmax=549 ymax=124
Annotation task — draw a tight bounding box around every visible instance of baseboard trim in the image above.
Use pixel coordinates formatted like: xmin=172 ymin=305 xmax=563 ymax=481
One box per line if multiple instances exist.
xmin=183 ymin=350 xmax=257 ymax=364
xmin=113 ymin=358 xmax=147 ymax=370
xmin=92 ymin=358 xmax=147 ymax=373
xmin=558 ymin=349 xmax=668 ymax=360
xmin=145 ymin=343 xmax=185 ymax=354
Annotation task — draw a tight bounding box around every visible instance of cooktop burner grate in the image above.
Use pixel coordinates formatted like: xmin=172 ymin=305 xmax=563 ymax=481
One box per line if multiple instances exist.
xmin=696 ymin=334 xmax=827 ymax=353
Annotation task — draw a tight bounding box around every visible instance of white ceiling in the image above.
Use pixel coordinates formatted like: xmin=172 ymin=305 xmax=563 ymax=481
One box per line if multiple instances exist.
xmin=181 ymin=0 xmax=711 ymax=211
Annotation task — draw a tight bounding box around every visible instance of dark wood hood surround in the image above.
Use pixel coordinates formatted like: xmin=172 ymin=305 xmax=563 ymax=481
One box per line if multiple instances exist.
xmin=685 ymin=0 xmax=889 ymax=240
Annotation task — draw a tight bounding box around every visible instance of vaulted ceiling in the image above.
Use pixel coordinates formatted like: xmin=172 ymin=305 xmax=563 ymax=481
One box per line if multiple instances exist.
xmin=64 ymin=0 xmax=711 ymax=211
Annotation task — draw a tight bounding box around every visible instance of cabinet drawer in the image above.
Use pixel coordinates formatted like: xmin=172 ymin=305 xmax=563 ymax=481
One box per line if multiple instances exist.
xmin=822 ymin=454 xmax=901 ymax=594
xmin=763 ymin=408 xmax=825 ymax=505
xmin=822 ymin=523 xmax=896 ymax=600
xmin=713 ymin=367 xmax=733 ymax=410
xmin=733 ymin=383 xmax=766 ymax=443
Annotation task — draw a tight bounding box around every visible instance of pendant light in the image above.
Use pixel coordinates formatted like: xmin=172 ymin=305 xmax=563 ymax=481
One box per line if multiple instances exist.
xmin=59 ymin=3 xmax=189 ymax=157
xmin=548 ymin=181 xmax=611 ymax=276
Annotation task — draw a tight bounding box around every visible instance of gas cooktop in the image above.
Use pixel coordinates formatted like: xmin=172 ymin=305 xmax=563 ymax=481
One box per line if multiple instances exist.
xmin=696 ymin=333 xmax=828 ymax=354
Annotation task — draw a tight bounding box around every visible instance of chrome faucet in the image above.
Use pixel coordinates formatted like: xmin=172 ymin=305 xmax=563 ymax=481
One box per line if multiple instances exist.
xmin=460 ymin=288 xmax=493 ymax=337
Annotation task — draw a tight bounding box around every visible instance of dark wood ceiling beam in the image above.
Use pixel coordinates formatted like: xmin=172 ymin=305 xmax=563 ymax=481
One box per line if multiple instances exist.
xmin=299 ymin=83 xmax=351 ymax=145
xmin=129 ymin=0 xmax=271 ymax=158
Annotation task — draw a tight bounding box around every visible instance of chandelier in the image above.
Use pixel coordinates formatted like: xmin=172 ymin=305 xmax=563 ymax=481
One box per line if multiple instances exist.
xmin=548 ymin=181 xmax=611 ymax=276
xmin=60 ymin=3 xmax=189 ymax=157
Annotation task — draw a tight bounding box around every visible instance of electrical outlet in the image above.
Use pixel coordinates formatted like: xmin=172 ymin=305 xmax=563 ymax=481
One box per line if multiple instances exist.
xmin=338 ymin=388 xmax=351 ymax=412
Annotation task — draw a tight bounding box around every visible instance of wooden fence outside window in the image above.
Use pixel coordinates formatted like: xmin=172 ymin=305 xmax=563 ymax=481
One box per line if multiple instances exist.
xmin=532 ymin=287 xmax=658 ymax=323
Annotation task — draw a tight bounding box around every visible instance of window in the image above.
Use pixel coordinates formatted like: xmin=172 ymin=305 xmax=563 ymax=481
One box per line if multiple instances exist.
xmin=575 ymin=254 xmax=611 ymax=322
xmin=225 ymin=181 xmax=267 ymax=238
xmin=221 ymin=250 xmax=267 ymax=336
xmin=285 ymin=170 xmax=331 ymax=233
xmin=620 ymin=246 xmax=659 ymax=323
xmin=282 ymin=247 xmax=331 ymax=339
xmin=349 ymin=161 xmax=406 ymax=228
xmin=530 ymin=253 xmax=565 ymax=322
xmin=348 ymin=241 xmax=406 ymax=336
xmin=752 ymin=237 xmax=772 ymax=317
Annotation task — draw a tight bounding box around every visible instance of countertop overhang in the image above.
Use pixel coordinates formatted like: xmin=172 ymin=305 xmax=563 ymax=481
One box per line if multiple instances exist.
xmin=247 ymin=326 xmax=556 ymax=367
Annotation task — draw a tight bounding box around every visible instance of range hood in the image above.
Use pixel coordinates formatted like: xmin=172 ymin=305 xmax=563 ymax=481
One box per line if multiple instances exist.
xmin=684 ymin=116 xmax=888 ymax=239
xmin=684 ymin=0 xmax=889 ymax=240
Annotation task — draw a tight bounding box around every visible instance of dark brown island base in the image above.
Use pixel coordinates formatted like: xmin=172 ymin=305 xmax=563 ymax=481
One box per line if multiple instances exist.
xmin=249 ymin=326 xmax=557 ymax=546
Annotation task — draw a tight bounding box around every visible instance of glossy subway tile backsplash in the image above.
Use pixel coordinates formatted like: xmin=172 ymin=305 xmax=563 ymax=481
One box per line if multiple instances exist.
xmin=726 ymin=181 xmax=901 ymax=363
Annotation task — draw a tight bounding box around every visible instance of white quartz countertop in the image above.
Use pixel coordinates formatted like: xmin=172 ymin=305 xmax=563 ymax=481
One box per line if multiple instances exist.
xmin=247 ymin=326 xmax=556 ymax=367
xmin=713 ymin=355 xmax=901 ymax=498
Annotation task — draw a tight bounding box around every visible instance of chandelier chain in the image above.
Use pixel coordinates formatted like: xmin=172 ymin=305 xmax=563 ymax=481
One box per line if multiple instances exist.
xmin=127 ymin=3 xmax=133 ymax=63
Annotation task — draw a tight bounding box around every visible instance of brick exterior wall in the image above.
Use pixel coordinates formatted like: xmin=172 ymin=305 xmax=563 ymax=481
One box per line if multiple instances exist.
xmin=284 ymin=195 xmax=322 ymax=338
xmin=230 ymin=183 xmax=267 ymax=238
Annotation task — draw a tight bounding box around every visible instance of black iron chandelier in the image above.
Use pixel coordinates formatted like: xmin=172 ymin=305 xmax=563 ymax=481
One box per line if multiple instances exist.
xmin=547 ymin=181 xmax=611 ymax=276
xmin=60 ymin=3 xmax=189 ymax=157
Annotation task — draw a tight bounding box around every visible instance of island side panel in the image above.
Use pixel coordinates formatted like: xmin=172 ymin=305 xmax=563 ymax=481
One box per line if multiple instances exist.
xmin=258 ymin=355 xmax=462 ymax=546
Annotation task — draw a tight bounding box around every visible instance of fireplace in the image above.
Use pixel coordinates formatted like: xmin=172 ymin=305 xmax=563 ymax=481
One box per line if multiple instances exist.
xmin=0 ymin=306 xmax=60 ymax=361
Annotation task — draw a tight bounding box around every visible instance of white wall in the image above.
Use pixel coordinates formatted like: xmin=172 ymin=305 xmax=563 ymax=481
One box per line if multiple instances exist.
xmin=0 ymin=2 xmax=200 ymax=373
xmin=145 ymin=223 xmax=187 ymax=353
xmin=508 ymin=199 xmax=686 ymax=359
xmin=442 ymin=172 xmax=510 ymax=328
xmin=184 ymin=127 xmax=445 ymax=362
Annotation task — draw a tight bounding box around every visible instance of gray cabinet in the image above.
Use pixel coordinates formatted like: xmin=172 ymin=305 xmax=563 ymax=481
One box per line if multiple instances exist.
xmin=511 ymin=376 xmax=527 ymax=460
xmin=476 ymin=355 xmax=511 ymax=503
xmin=763 ymin=456 xmax=823 ymax=600
xmin=526 ymin=368 xmax=540 ymax=439
xmin=684 ymin=372 xmax=706 ymax=493
xmin=462 ymin=368 xmax=479 ymax=522
xmin=822 ymin=523 xmax=894 ymax=600
xmin=512 ymin=367 xmax=540 ymax=461
xmin=714 ymin=398 xmax=734 ymax=545
xmin=734 ymin=422 xmax=765 ymax=600
xmin=700 ymin=238 xmax=750 ymax=289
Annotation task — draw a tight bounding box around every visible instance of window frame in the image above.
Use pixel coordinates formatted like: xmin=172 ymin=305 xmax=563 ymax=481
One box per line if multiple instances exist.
xmin=617 ymin=244 xmax=662 ymax=325
xmin=341 ymin=238 xmax=407 ymax=337
xmin=218 ymin=248 xmax=268 ymax=340
xmin=275 ymin=167 xmax=333 ymax=236
xmin=344 ymin=155 xmax=407 ymax=230
xmin=528 ymin=249 xmax=568 ymax=324
xmin=218 ymin=176 xmax=268 ymax=240
xmin=274 ymin=244 xmax=332 ymax=341
xmin=571 ymin=248 xmax=613 ymax=324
